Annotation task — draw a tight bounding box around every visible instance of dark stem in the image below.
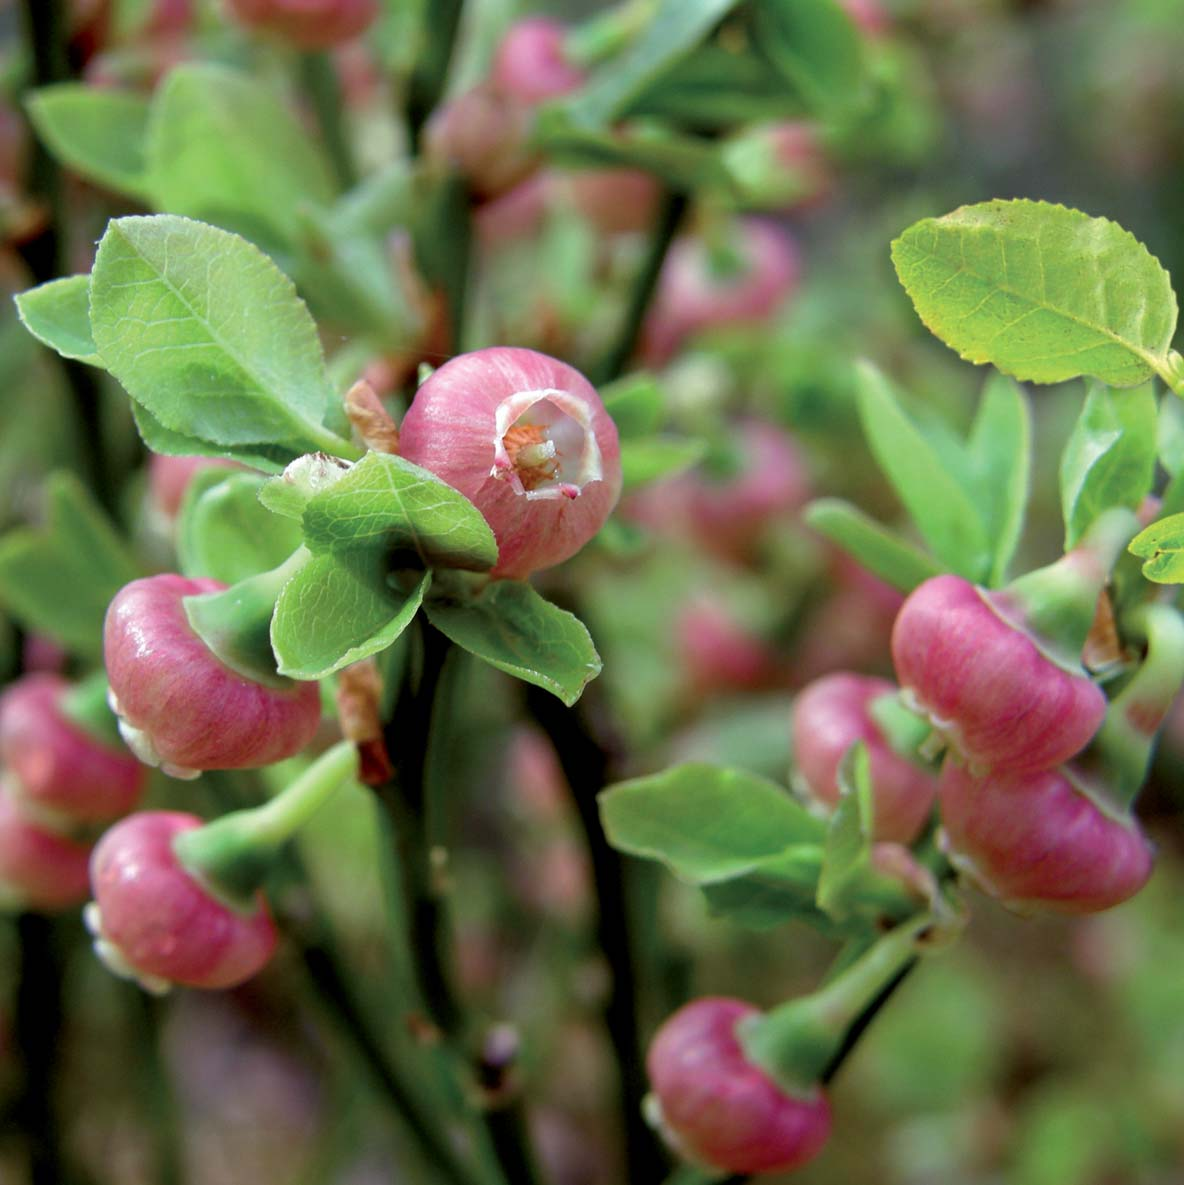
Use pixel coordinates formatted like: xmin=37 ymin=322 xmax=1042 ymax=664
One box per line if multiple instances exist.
xmin=525 ymin=685 xmax=670 ymax=1182
xmin=379 ymin=620 xmax=463 ymax=1036
xmin=820 ymin=958 xmax=917 ymax=1084
xmin=406 ymin=0 xmax=465 ymax=153
xmin=17 ymin=0 xmax=117 ymax=514
xmin=483 ymin=1103 xmax=540 ymax=1185
xmin=594 ymin=189 xmax=689 ymax=384
xmin=132 ymin=992 xmax=184 ymax=1185
xmin=296 ymin=931 xmax=480 ymax=1185
xmin=14 ymin=913 xmax=67 ymax=1185
xmin=300 ymin=51 xmax=357 ymax=191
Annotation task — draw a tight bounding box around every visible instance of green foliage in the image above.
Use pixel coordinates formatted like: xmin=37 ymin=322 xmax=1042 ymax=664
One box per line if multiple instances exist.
xmin=26 ymin=84 xmax=151 ymax=199
xmin=1128 ymin=513 xmax=1184 ymax=583
xmin=601 ymin=372 xmax=665 ymax=438
xmin=804 ymin=498 xmax=943 ymax=592
xmin=855 ymin=362 xmax=991 ymax=580
xmin=0 ymin=473 xmax=138 ymax=658
xmin=178 ymin=471 xmax=303 ymax=586
xmin=301 ymin=452 xmax=498 ymax=572
xmin=619 ymin=437 xmax=707 ymax=492
xmin=816 ymin=744 xmax=876 ymax=919
xmin=423 ymin=581 xmax=602 ymax=706
xmin=599 ymin=763 xmax=826 ymax=882
xmin=1060 ymin=381 xmax=1158 ymax=548
xmin=558 ymin=0 xmax=743 ymax=127
xmin=892 ymin=200 xmax=1178 ymax=387
xmin=14 ymin=276 xmax=100 ymax=365
xmin=752 ymin=0 xmax=867 ymax=119
xmin=272 ymin=560 xmax=429 ymax=680
xmin=146 ymin=64 xmax=337 ymax=252
xmin=965 ymin=373 xmax=1031 ymax=584
xmin=88 ymin=215 xmax=356 ymax=462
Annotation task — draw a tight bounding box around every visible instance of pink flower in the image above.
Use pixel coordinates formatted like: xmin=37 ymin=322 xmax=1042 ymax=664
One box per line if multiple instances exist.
xmin=0 ymin=673 xmax=145 ymax=824
xmin=647 ymin=997 xmax=832 ymax=1175
xmin=792 ymin=673 xmax=937 ymax=843
xmin=939 ymin=761 xmax=1153 ymax=914
xmin=490 ymin=17 xmax=585 ymax=104
xmin=104 ymin=574 xmax=322 ymax=778
xmin=399 ymin=347 xmax=621 ymax=579
xmin=0 ymin=783 xmax=92 ymax=912
xmin=642 ymin=220 xmax=801 ymax=365
xmin=88 ymin=811 xmax=277 ymax=991
xmin=891 ymin=574 xmax=1105 ymax=772
xmin=225 ymin=0 xmax=377 ymax=49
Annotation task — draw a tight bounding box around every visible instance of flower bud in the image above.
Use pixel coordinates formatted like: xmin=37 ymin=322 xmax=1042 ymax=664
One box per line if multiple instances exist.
xmin=552 ymin=168 xmax=662 ymax=235
xmin=721 ymin=121 xmax=832 ymax=212
xmin=104 ymin=574 xmax=322 ymax=778
xmin=0 ymin=673 xmax=145 ymax=825
xmin=225 ymin=0 xmax=377 ymax=48
xmin=87 ymin=810 xmax=278 ymax=991
xmin=422 ymin=84 xmax=539 ymax=201
xmin=148 ymin=453 xmax=239 ymax=522
xmin=490 ymin=17 xmax=586 ymax=104
xmin=676 ymin=596 xmax=774 ymax=694
xmin=792 ymin=673 xmax=937 ymax=843
xmin=891 ymin=573 xmax=1105 ymax=773
xmin=938 ymin=762 xmax=1153 ymax=914
xmin=686 ymin=419 xmax=810 ymax=557
xmin=646 ymin=997 xmax=832 ymax=1175
xmin=0 ymin=782 xmax=92 ymax=912
xmin=398 ymin=347 xmax=622 ymax=579
xmin=641 ymin=219 xmax=801 ymax=366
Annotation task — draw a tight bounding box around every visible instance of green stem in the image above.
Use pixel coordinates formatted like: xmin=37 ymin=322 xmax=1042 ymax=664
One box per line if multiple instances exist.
xmin=594 ymin=189 xmax=689 ymax=384
xmin=132 ymin=992 xmax=184 ymax=1185
xmin=184 ymin=546 xmax=311 ymax=685
xmin=739 ymin=915 xmax=932 ymax=1093
xmin=300 ymin=51 xmax=357 ymax=190
xmin=1077 ymin=600 xmax=1184 ymax=811
xmin=174 ymin=741 xmax=359 ymax=903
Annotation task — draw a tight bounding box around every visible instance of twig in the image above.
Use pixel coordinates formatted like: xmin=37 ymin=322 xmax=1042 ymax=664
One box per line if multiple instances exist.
xmin=300 ymin=51 xmax=358 ymax=191
xmin=406 ymin=0 xmax=465 ymax=153
xmin=594 ymin=189 xmax=689 ymax=384
xmin=525 ymin=685 xmax=670 ymax=1182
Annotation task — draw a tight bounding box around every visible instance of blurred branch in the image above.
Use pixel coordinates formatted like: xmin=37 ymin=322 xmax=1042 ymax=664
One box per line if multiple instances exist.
xmin=594 ymin=188 xmax=688 ymax=384
xmin=525 ymin=684 xmax=671 ymax=1182
xmin=301 ymin=50 xmax=358 ymax=190
xmin=406 ymin=0 xmax=465 ymax=152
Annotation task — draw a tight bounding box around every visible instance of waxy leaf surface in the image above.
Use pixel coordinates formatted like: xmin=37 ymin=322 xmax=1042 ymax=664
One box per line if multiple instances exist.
xmin=424 ymin=581 xmax=601 ymax=706
xmin=892 ymin=200 xmax=1177 ymax=386
xmin=90 ymin=216 xmax=350 ymax=460
xmin=15 ymin=276 xmax=100 ymax=365
xmin=1129 ymin=514 xmax=1184 ymax=584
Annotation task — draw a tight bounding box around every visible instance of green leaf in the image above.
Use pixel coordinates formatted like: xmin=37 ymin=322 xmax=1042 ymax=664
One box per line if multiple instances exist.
xmin=816 ymin=743 xmax=875 ymax=920
xmin=130 ymin=402 xmax=291 ymax=473
xmin=26 ymin=84 xmax=151 ymax=198
xmin=855 ymin=362 xmax=991 ymax=579
xmin=700 ymin=847 xmax=827 ymax=930
xmin=14 ymin=276 xmax=101 ymax=365
xmin=620 ymin=436 xmax=707 ymax=492
xmin=535 ymin=113 xmax=729 ymax=191
xmin=601 ymin=372 xmax=665 ymax=438
xmin=966 ymin=373 xmax=1031 ymax=584
xmin=146 ymin=64 xmax=336 ymax=251
xmin=558 ymin=0 xmax=743 ymax=127
xmin=1128 ymin=513 xmax=1184 ymax=584
xmin=1157 ymin=394 xmax=1184 ymax=477
xmin=1060 ymin=381 xmax=1158 ymax=549
xmin=177 ymin=471 xmax=303 ymax=585
xmin=752 ymin=0 xmax=867 ymax=118
xmin=258 ymin=473 xmax=311 ymax=520
xmin=89 ymin=215 xmax=353 ymax=458
xmin=891 ymin=200 xmax=1178 ymax=387
xmin=0 ymin=472 xmax=139 ymax=658
xmin=622 ymin=45 xmax=802 ymax=128
xmin=804 ymin=498 xmax=943 ymax=593
xmin=599 ymin=762 xmax=826 ymax=883
xmin=302 ymin=451 xmax=498 ymax=572
xmin=271 ymin=558 xmax=429 ymax=680
xmin=423 ymin=581 xmax=601 ymax=706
